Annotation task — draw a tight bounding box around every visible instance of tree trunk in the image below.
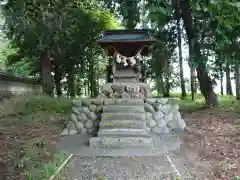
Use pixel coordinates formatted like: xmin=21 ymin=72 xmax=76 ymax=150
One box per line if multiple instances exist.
xmin=67 ymin=69 xmax=75 ymax=97
xmin=163 ymin=61 xmax=170 ymax=97
xmin=53 ymin=63 xmax=62 ymax=97
xmin=89 ymin=59 xmax=98 ymax=97
xmin=41 ymin=50 xmax=54 ymax=96
xmin=180 ymin=0 xmax=218 ymax=106
xmin=226 ymin=62 xmax=233 ymax=95
xmin=220 ymin=65 xmax=224 ymax=95
xmin=156 ymin=76 xmax=164 ymax=95
xmin=176 ymin=0 xmax=186 ymax=99
xmin=190 ymin=67 xmax=195 ymax=100
xmin=235 ymin=60 xmax=240 ymax=100
xmin=106 ymin=57 xmax=113 ymax=83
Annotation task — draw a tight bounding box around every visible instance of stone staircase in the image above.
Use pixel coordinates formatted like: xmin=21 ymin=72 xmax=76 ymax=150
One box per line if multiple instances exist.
xmin=90 ymin=99 xmax=154 ymax=148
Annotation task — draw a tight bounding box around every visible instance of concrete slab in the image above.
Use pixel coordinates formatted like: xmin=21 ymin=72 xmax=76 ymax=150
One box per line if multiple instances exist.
xmin=97 ymin=129 xmax=148 ymax=136
xmin=57 ymin=133 xmax=180 ymax=157
xmin=90 ymin=136 xmax=153 ymax=148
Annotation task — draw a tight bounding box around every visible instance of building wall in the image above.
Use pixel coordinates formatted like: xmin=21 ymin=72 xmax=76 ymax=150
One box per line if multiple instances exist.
xmin=0 ymin=72 xmax=42 ymax=99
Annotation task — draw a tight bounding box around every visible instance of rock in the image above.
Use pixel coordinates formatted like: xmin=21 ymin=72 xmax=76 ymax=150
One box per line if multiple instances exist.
xmin=108 ymin=93 xmax=114 ymax=98
xmin=139 ymin=86 xmax=146 ymax=94
xmin=60 ymin=128 xmax=68 ymax=136
xmin=145 ymin=112 xmax=152 ymax=119
xmin=152 ymin=127 xmax=162 ymax=134
xmin=69 ymin=129 xmax=77 ymax=135
xmin=97 ymin=93 xmax=107 ymax=98
xmin=81 ymin=128 xmax=87 ymax=135
xmin=144 ymin=99 xmax=156 ymax=105
xmin=165 ymin=113 xmax=173 ymax=124
xmin=95 ymin=106 xmax=103 ymax=114
xmin=77 ymin=113 xmax=87 ymax=122
xmin=78 ymin=107 xmax=90 ymax=114
xmin=72 ymin=107 xmax=80 ymax=115
xmin=82 ymin=99 xmax=91 ymax=106
xmin=71 ymin=113 xmax=78 ymax=123
xmin=152 ymin=111 xmax=164 ymax=120
xmin=161 ymin=104 xmax=172 ymax=114
xmin=121 ymin=92 xmax=131 ymax=99
xmin=144 ymin=103 xmax=155 ymax=113
xmin=139 ymin=93 xmax=145 ymax=99
xmin=112 ymin=92 xmax=121 ymax=98
xmin=67 ymin=121 xmax=76 ymax=130
xmin=102 ymin=84 xmax=113 ymax=94
xmin=167 ymin=119 xmax=179 ymax=130
xmin=86 ymin=112 xmax=97 ymax=121
xmin=171 ymin=104 xmax=179 ymax=112
xmin=146 ymin=113 xmax=157 ymax=128
xmin=89 ymin=104 xmax=96 ymax=112
xmin=111 ymin=84 xmax=125 ymax=93
xmin=146 ymin=127 xmax=151 ymax=133
xmin=173 ymin=112 xmax=181 ymax=121
xmin=84 ymin=120 xmax=94 ymax=129
xmin=87 ymin=129 xmax=94 ymax=135
xmin=162 ymin=126 xmax=170 ymax=133
xmin=178 ymin=118 xmax=186 ymax=130
xmin=157 ymin=98 xmax=168 ymax=104
xmin=155 ymin=118 xmax=166 ymax=128
xmin=152 ymin=103 xmax=161 ymax=111
xmin=91 ymin=99 xmax=104 ymax=106
xmin=72 ymin=99 xmax=82 ymax=107
xmin=75 ymin=121 xmax=84 ymax=130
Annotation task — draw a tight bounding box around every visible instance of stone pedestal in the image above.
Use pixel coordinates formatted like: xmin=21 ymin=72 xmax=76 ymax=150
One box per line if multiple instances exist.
xmin=113 ymin=67 xmax=139 ymax=83
xmin=98 ymin=83 xmax=151 ymax=99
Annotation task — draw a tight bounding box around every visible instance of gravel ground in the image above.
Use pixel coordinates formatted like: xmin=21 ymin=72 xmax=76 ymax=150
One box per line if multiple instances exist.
xmin=64 ymin=155 xmax=183 ymax=180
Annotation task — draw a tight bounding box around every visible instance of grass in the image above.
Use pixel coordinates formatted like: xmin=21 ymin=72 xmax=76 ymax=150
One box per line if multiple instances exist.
xmin=25 ymin=152 xmax=69 ymax=180
xmin=0 ymin=94 xmax=72 ymax=180
xmin=152 ymin=92 xmax=240 ymax=113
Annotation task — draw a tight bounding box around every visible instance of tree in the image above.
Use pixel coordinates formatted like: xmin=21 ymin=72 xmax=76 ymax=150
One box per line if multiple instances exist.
xmin=174 ymin=0 xmax=186 ymax=99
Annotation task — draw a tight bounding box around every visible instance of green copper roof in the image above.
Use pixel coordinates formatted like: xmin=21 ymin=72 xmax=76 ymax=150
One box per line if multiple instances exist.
xmin=97 ymin=29 xmax=156 ymax=43
xmin=100 ymin=34 xmax=151 ymax=41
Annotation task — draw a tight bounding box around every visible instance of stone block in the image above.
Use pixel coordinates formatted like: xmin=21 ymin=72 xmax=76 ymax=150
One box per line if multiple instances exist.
xmin=101 ymin=113 xmax=145 ymax=121
xmin=99 ymin=120 xmax=146 ymax=129
xmin=90 ymin=136 xmax=153 ymax=148
xmin=104 ymin=99 xmax=144 ymax=105
xmin=97 ymin=129 xmax=148 ymax=136
xmin=103 ymin=105 xmax=145 ymax=113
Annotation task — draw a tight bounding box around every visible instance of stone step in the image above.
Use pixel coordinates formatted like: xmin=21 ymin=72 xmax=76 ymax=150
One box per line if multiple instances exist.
xmin=101 ymin=113 xmax=145 ymax=121
xmin=90 ymin=136 xmax=153 ymax=148
xmin=103 ymin=105 xmax=145 ymax=113
xmin=99 ymin=120 xmax=146 ymax=129
xmin=97 ymin=129 xmax=148 ymax=136
xmin=114 ymin=78 xmax=139 ymax=83
xmin=104 ymin=99 xmax=144 ymax=105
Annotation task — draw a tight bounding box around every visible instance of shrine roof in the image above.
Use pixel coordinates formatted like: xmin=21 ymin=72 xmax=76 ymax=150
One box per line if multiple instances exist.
xmin=97 ymin=29 xmax=156 ymax=43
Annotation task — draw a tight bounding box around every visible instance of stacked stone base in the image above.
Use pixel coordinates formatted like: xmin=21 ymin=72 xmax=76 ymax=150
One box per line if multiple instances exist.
xmin=60 ymin=99 xmax=104 ymax=136
xmin=144 ymin=98 xmax=186 ymax=134
xmin=61 ymin=97 xmax=186 ymax=137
